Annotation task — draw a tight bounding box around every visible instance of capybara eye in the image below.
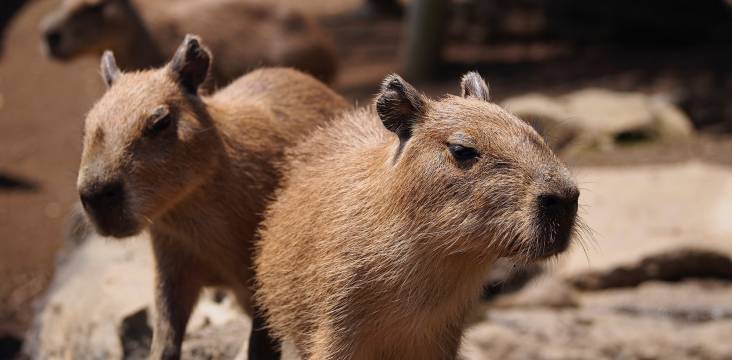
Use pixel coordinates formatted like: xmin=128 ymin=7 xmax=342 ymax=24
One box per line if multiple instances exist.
xmin=448 ymin=143 xmax=479 ymax=161
xmin=146 ymin=114 xmax=173 ymax=137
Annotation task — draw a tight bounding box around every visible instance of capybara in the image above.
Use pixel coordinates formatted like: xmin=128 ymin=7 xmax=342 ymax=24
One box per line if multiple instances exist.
xmin=76 ymin=35 xmax=348 ymax=359
xmin=40 ymin=0 xmax=338 ymax=84
xmin=255 ymin=72 xmax=580 ymax=359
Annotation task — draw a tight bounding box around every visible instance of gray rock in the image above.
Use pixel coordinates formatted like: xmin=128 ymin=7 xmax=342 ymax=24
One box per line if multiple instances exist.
xmin=502 ymin=89 xmax=694 ymax=154
xmin=24 ymin=234 xmax=247 ymax=360
xmin=463 ymin=280 xmax=732 ymax=360
xmin=570 ymin=247 xmax=732 ymax=290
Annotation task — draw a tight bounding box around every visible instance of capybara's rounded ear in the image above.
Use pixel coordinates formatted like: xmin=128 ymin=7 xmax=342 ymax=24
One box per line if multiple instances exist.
xmin=460 ymin=71 xmax=490 ymax=102
xmin=100 ymin=50 xmax=120 ymax=88
xmin=375 ymin=74 xmax=426 ymax=141
xmin=169 ymin=34 xmax=211 ymax=94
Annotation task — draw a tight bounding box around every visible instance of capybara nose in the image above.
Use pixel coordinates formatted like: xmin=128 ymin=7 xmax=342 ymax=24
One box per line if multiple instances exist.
xmin=79 ymin=181 xmax=125 ymax=214
xmin=537 ymin=187 xmax=579 ymax=216
xmin=44 ymin=30 xmax=62 ymax=50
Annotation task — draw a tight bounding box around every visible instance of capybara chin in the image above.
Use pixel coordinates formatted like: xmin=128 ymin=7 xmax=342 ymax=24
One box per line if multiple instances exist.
xmin=255 ymin=72 xmax=579 ymax=359
xmin=76 ymin=34 xmax=348 ymax=359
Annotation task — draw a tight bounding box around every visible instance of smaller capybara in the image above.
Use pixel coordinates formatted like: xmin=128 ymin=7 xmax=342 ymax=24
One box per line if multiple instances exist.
xmin=255 ymin=72 xmax=580 ymax=359
xmin=76 ymin=34 xmax=347 ymax=359
xmin=40 ymin=0 xmax=338 ymax=84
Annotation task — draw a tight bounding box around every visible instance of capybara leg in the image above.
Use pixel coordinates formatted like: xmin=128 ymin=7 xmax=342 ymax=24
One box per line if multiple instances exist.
xmin=230 ymin=288 xmax=281 ymax=360
xmin=149 ymin=239 xmax=204 ymax=360
xmin=245 ymin=310 xmax=282 ymax=360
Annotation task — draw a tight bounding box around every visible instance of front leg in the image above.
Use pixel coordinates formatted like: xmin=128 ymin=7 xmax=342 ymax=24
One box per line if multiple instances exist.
xmin=231 ymin=287 xmax=282 ymax=360
xmin=246 ymin=307 xmax=282 ymax=360
xmin=149 ymin=237 xmax=204 ymax=360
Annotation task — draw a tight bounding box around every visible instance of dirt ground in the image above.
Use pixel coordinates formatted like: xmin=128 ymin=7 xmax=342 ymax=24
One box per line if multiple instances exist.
xmin=2 ymin=0 xmax=732 ymax=353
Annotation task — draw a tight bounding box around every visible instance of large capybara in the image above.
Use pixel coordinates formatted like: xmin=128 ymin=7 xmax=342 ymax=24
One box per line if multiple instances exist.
xmin=75 ymin=34 xmax=348 ymax=359
xmin=255 ymin=72 xmax=580 ymax=359
xmin=40 ymin=0 xmax=338 ymax=85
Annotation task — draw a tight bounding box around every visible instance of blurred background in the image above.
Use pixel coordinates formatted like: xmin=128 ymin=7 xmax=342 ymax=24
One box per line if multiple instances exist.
xmin=1 ymin=0 xmax=732 ymax=359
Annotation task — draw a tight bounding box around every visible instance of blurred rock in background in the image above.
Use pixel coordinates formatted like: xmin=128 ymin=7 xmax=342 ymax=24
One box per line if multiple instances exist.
xmin=502 ymin=89 xmax=694 ymax=154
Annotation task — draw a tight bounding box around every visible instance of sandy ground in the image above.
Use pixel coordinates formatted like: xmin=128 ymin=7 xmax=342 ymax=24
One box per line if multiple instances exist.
xmin=2 ymin=0 xmax=732 ymax=349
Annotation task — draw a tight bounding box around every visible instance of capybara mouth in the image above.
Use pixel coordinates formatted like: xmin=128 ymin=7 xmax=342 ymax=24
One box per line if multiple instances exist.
xmin=79 ymin=181 xmax=141 ymax=238
xmin=532 ymin=215 xmax=576 ymax=259
xmin=83 ymin=209 xmax=142 ymax=238
xmin=531 ymin=189 xmax=579 ymax=259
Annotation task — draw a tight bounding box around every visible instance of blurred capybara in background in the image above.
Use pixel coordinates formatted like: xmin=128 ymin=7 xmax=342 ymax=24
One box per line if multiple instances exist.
xmin=40 ymin=0 xmax=339 ymax=85
xmin=255 ymin=73 xmax=580 ymax=359
xmin=76 ymin=34 xmax=347 ymax=359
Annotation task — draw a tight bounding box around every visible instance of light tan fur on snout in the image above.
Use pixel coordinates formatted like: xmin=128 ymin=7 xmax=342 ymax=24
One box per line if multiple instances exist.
xmin=77 ymin=35 xmax=348 ymax=359
xmin=41 ymin=0 xmax=338 ymax=84
xmin=255 ymin=73 xmax=580 ymax=359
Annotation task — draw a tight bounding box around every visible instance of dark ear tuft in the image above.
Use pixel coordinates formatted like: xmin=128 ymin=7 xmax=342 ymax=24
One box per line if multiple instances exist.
xmin=169 ymin=34 xmax=211 ymax=94
xmin=100 ymin=50 xmax=120 ymax=88
xmin=460 ymin=71 xmax=490 ymax=101
xmin=375 ymin=74 xmax=426 ymax=141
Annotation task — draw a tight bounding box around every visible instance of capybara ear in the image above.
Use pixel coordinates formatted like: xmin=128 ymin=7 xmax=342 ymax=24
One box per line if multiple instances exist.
xmin=375 ymin=74 xmax=426 ymax=141
xmin=169 ymin=34 xmax=211 ymax=94
xmin=100 ymin=50 xmax=120 ymax=88
xmin=460 ymin=71 xmax=490 ymax=101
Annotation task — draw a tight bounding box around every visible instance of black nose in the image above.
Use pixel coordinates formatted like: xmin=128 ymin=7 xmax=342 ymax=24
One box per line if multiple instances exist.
xmin=79 ymin=181 xmax=125 ymax=213
xmin=537 ymin=188 xmax=579 ymax=215
xmin=44 ymin=30 xmax=62 ymax=49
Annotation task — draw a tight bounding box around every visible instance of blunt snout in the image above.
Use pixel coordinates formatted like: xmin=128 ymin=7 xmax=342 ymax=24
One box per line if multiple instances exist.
xmin=79 ymin=180 xmax=125 ymax=214
xmin=537 ymin=186 xmax=579 ymax=218
xmin=534 ymin=178 xmax=579 ymax=257
xmin=78 ymin=180 xmax=137 ymax=238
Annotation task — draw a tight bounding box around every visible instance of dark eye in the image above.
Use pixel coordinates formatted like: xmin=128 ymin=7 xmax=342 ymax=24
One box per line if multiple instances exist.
xmin=448 ymin=143 xmax=479 ymax=161
xmin=146 ymin=114 xmax=173 ymax=137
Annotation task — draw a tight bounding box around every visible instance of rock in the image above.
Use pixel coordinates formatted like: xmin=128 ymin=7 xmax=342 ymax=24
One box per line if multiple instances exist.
xmin=501 ymin=89 xmax=695 ymax=153
xmin=561 ymin=162 xmax=732 ymax=277
xmin=24 ymin=234 xmax=248 ymax=359
xmin=564 ymin=89 xmax=655 ymax=137
xmin=570 ymin=247 xmax=732 ymax=290
xmin=462 ymin=280 xmax=732 ymax=360
xmin=492 ymin=276 xmax=579 ymax=309
xmin=648 ymin=96 xmax=695 ymax=139
xmin=583 ymin=280 xmax=732 ymax=323
xmin=501 ymin=93 xmax=579 ymax=151
xmin=181 ymin=320 xmax=247 ymax=360
xmin=24 ymin=236 xmax=154 ymax=360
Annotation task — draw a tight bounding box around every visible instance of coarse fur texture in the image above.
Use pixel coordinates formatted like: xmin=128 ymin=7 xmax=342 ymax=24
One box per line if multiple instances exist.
xmin=40 ymin=0 xmax=338 ymax=84
xmin=76 ymin=35 xmax=348 ymax=359
xmin=255 ymin=72 xmax=579 ymax=359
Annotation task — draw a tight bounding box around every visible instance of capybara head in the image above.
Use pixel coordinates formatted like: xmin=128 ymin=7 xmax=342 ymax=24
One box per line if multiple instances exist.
xmin=77 ymin=35 xmax=218 ymax=238
xmin=40 ymin=0 xmax=136 ymax=60
xmin=375 ymin=72 xmax=579 ymax=261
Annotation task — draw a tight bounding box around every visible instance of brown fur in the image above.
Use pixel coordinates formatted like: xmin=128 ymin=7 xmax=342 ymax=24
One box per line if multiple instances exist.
xmin=76 ymin=35 xmax=348 ymax=359
xmin=255 ymin=73 xmax=579 ymax=359
xmin=40 ymin=0 xmax=338 ymax=84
